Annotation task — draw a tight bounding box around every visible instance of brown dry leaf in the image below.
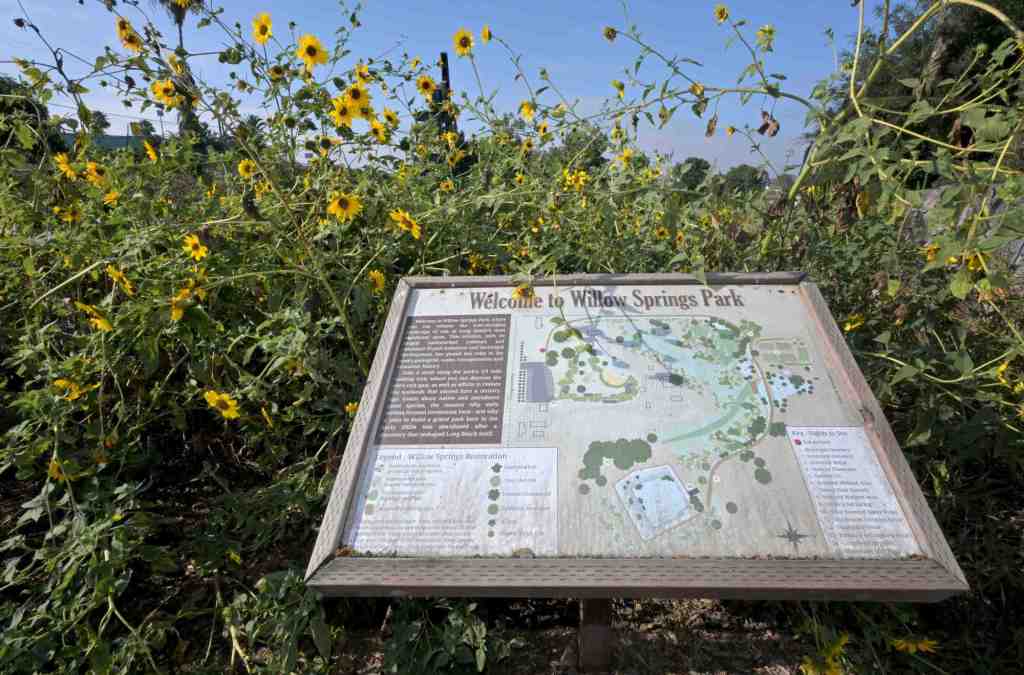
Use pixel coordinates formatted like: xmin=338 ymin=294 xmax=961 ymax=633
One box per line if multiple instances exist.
xmin=705 ymin=114 xmax=718 ymax=137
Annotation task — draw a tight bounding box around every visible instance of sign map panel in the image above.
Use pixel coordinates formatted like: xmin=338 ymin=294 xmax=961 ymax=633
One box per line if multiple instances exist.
xmin=341 ymin=282 xmax=920 ymax=561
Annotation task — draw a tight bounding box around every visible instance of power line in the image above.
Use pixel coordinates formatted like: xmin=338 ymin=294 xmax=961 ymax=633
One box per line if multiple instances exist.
xmin=45 ymin=100 xmax=177 ymax=127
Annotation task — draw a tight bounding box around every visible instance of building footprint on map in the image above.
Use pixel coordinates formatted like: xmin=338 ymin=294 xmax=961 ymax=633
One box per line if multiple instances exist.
xmin=615 ymin=466 xmax=692 ymax=540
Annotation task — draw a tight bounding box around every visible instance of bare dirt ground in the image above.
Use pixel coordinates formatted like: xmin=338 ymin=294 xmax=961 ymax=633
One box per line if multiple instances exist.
xmin=332 ymin=599 xmax=807 ymax=674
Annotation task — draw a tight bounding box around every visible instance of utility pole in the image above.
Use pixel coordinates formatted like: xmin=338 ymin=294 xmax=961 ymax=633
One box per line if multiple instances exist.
xmin=433 ymin=51 xmax=457 ymax=134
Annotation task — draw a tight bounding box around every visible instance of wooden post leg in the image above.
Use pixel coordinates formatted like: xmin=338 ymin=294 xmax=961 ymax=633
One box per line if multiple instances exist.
xmin=578 ymin=598 xmax=614 ymax=672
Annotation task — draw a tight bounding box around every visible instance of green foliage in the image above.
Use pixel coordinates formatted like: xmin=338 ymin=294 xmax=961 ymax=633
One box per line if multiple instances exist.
xmin=384 ymin=600 xmax=510 ymax=674
xmin=0 ymin=0 xmax=1022 ymax=673
xmin=722 ymin=163 xmax=767 ymax=194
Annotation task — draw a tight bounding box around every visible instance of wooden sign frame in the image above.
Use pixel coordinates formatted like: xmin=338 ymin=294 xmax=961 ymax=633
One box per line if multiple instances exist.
xmin=305 ymin=273 xmax=968 ymax=602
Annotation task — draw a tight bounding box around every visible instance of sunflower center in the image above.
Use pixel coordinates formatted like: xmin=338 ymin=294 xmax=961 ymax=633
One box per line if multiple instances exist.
xmin=215 ymin=399 xmax=229 ymax=410
xmin=460 ymin=37 xmax=470 ymax=48
xmin=305 ymin=45 xmax=318 ymax=57
xmin=350 ymin=89 xmax=361 ymax=100
xmin=259 ymin=25 xmax=268 ymax=35
xmin=338 ymin=198 xmax=349 ymax=210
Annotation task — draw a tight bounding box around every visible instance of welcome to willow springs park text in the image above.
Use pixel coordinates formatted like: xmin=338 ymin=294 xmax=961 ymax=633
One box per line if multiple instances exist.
xmin=469 ymin=287 xmax=747 ymax=311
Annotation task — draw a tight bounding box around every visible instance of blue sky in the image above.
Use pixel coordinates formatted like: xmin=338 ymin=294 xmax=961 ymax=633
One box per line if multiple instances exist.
xmin=1 ymin=0 xmax=870 ymax=171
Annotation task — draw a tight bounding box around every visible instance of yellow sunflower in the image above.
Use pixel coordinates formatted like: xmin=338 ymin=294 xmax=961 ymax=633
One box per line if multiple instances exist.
xmin=354 ymin=62 xmax=372 ymax=84
xmin=54 ymin=204 xmax=82 ymax=224
xmin=183 ymin=233 xmax=208 ymax=261
xmin=106 ymin=264 xmax=135 ymax=296
xmin=170 ymin=287 xmax=192 ymax=321
xmin=439 ymin=178 xmax=454 ymax=192
xmin=511 ymin=284 xmax=535 ymax=300
xmin=204 ymin=390 xmax=241 ymax=420
xmin=54 ymin=152 xmax=77 ymax=180
xmin=382 ymin=107 xmax=399 ymax=127
xmin=345 ymin=401 xmax=359 ymax=415
xmin=116 ymin=17 xmax=143 ymax=53
xmin=151 ymin=79 xmax=180 ymax=107
xmin=891 ymin=638 xmax=939 ymax=654
xmin=368 ymin=269 xmax=386 ymax=294
xmin=519 ymin=100 xmax=535 ymax=122
xmin=612 ymin=79 xmax=625 ymax=99
xmin=714 ymin=4 xmax=730 ymax=24
xmin=481 ymin=25 xmax=492 ymax=44
xmin=329 ymin=97 xmax=354 ymax=127
xmin=168 ymin=53 xmax=185 ymax=75
xmin=389 ymin=209 xmax=422 ymax=240
xmin=843 ymin=314 xmax=865 ymax=333
xmin=453 ymin=28 xmax=474 ymax=57
xmin=252 ymin=12 xmax=272 ymax=45
xmin=143 ymin=140 xmax=158 ymax=162
xmin=296 ymin=34 xmax=328 ymax=72
xmin=237 ymin=158 xmax=257 ymax=179
xmin=53 ymin=378 xmax=85 ymax=401
xmin=416 ymin=74 xmax=437 ymax=100
xmin=344 ymin=83 xmax=371 ymax=110
xmin=521 ymin=137 xmax=534 ymax=154
xmin=327 ymin=193 xmax=363 ymax=223
xmin=74 ymin=302 xmax=113 ymax=332
xmin=370 ymin=118 xmax=389 ymax=143
xmin=85 ymin=161 xmax=107 ymax=187
xmin=102 ymin=190 xmax=120 ymax=207
xmin=603 ymin=26 xmax=617 ymax=42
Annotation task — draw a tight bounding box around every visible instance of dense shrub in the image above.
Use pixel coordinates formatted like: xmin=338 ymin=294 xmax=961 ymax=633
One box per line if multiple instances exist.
xmin=1 ymin=1 xmax=1022 ymax=672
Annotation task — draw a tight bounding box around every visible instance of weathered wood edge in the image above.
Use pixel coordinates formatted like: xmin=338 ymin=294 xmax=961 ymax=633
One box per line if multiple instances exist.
xmin=304 ymin=279 xmax=415 ymax=581
xmin=306 ymin=557 xmax=965 ymax=602
xmin=797 ymin=282 xmax=968 ymax=591
xmin=402 ymin=271 xmax=807 ymax=288
xmin=306 ymin=272 xmax=967 ymax=600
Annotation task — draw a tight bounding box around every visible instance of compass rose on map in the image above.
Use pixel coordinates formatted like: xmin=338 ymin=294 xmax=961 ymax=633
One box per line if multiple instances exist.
xmin=777 ymin=519 xmax=812 ymax=552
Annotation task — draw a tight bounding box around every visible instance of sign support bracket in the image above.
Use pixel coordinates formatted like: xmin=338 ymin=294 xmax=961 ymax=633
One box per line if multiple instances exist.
xmin=578 ymin=598 xmax=615 ymax=672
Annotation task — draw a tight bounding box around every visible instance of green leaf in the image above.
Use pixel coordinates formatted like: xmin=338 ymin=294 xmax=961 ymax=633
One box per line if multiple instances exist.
xmin=949 ymin=268 xmax=972 ymax=299
xmin=891 ymin=364 xmax=918 ymax=385
xmin=310 ymin=610 xmax=332 ymax=659
xmin=90 ymin=640 xmax=113 ymax=674
xmin=476 ymin=646 xmax=486 ymax=672
xmin=14 ymin=122 xmax=36 ymax=150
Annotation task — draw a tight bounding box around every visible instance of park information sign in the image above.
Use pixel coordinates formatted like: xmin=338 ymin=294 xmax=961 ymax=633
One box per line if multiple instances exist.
xmin=306 ymin=273 xmax=967 ymax=601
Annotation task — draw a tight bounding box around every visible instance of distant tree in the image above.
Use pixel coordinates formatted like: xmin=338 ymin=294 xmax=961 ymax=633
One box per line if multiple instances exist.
xmin=669 ymin=157 xmax=710 ymax=191
xmin=130 ymin=119 xmax=156 ymax=137
xmin=808 ymin=0 xmax=1024 ymax=179
xmin=88 ymin=110 xmax=111 ymax=134
xmin=235 ymin=114 xmax=267 ymax=149
xmin=722 ymin=164 xmax=767 ymax=194
xmin=542 ymin=122 xmax=608 ymax=171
